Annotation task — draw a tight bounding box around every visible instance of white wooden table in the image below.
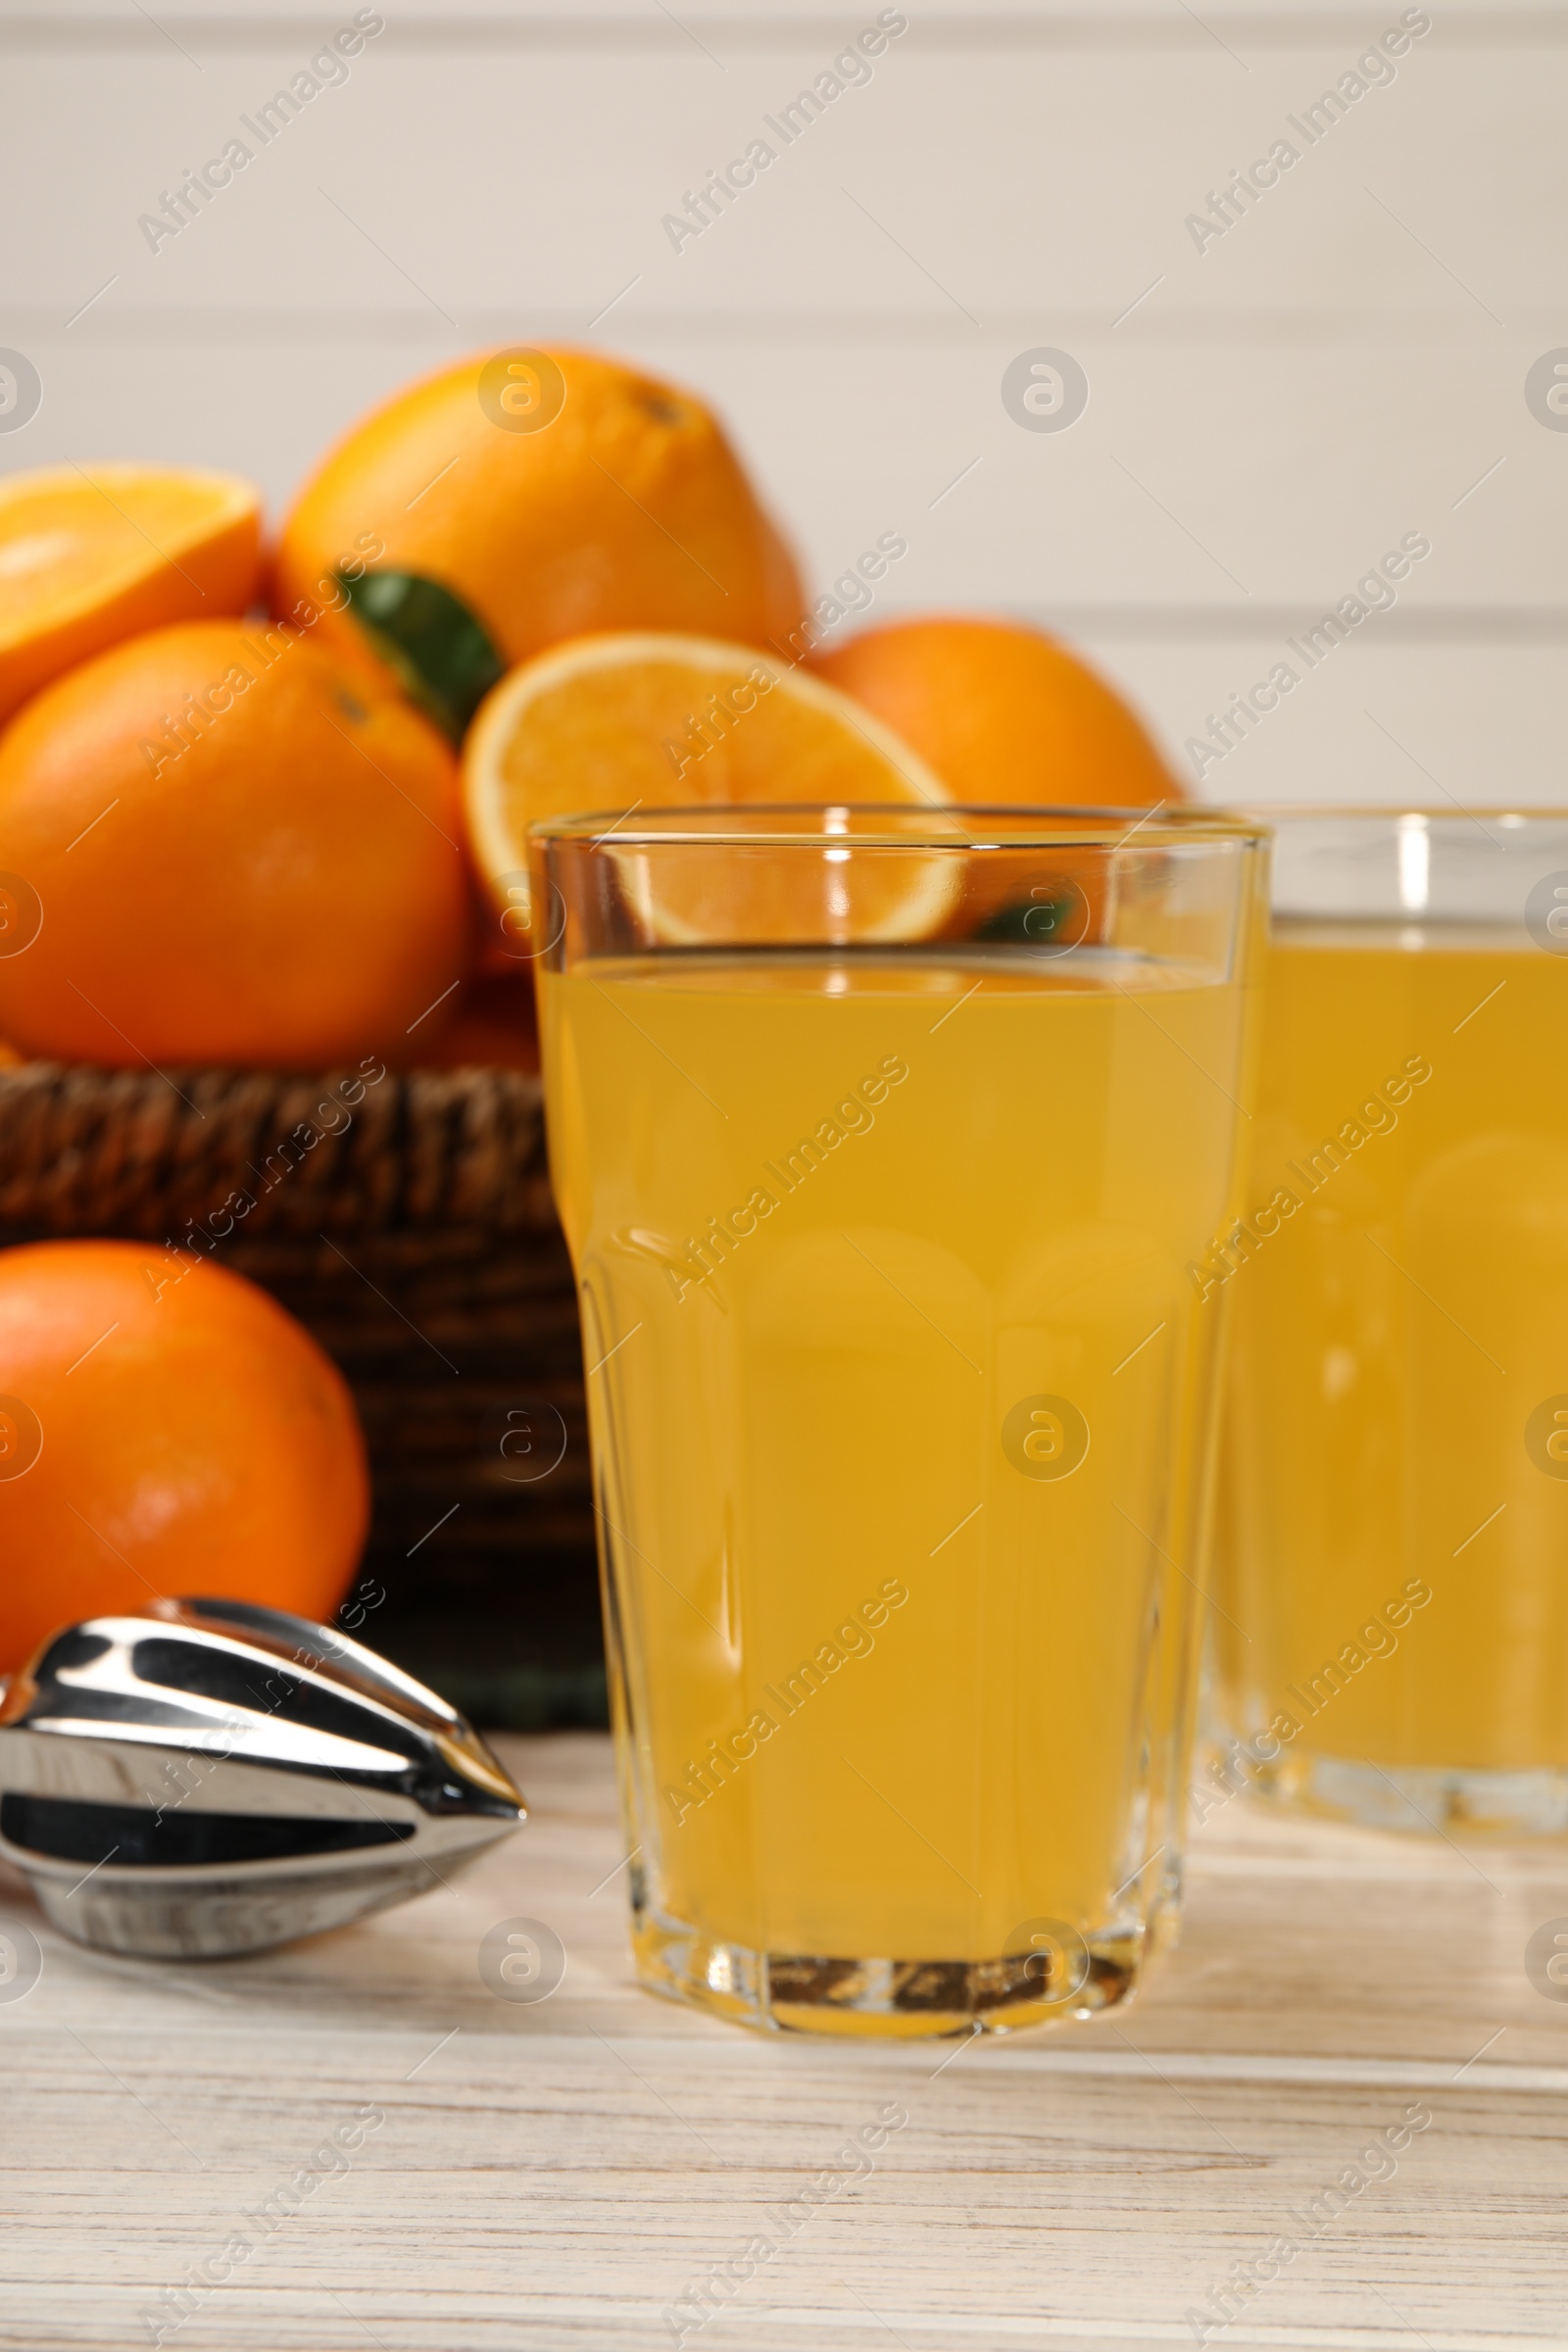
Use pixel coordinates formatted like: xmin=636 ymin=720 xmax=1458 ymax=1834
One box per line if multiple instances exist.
xmin=2 ymin=1732 xmax=1565 ymax=2350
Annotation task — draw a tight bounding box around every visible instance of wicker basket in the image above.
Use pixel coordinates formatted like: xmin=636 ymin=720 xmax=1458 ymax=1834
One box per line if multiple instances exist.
xmin=0 ymin=1059 xmax=603 ymax=1730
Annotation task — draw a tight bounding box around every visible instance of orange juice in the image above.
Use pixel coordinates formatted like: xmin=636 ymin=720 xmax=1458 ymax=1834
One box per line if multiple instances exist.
xmin=543 ymin=945 xmax=1250 ymax=2018
xmin=1213 ymin=922 xmax=1568 ymax=1821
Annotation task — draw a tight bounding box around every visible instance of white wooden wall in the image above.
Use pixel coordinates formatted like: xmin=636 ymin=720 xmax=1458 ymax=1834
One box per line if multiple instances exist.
xmin=4 ymin=1 xmax=1564 ymax=804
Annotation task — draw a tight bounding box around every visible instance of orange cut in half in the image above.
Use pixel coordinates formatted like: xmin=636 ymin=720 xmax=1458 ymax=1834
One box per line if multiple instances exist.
xmin=0 ymin=464 xmax=262 ymax=726
xmin=463 ymin=631 xmax=956 ymax=948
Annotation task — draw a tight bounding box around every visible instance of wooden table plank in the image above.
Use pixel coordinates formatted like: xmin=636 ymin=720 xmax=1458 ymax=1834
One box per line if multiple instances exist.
xmin=1 ymin=1732 xmax=1564 ymax=2351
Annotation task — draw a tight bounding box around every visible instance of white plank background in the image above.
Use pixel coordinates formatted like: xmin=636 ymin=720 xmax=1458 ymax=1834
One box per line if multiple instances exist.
xmin=3 ymin=4 xmax=1566 ymax=802
xmin=4 ymin=1732 xmax=1568 ymax=2352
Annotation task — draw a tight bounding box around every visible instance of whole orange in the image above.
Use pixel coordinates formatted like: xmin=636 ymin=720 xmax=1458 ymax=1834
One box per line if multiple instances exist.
xmin=0 ymin=1241 xmax=368 ymax=1677
xmin=272 ymin=347 xmax=804 ymax=728
xmin=0 ymin=619 xmax=468 ymax=1068
xmin=811 ymin=615 xmax=1178 ymax=808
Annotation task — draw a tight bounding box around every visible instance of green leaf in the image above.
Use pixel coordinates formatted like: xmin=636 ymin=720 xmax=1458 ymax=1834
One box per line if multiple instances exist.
xmin=975 ymin=892 xmax=1080 ymax=946
xmin=335 ymin=568 xmax=506 ymax=742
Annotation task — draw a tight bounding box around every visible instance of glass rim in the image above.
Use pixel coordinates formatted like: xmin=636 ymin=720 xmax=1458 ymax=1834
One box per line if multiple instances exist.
xmin=1224 ymin=803 xmax=1568 ymax=828
xmin=528 ymin=802 xmax=1269 ymax=851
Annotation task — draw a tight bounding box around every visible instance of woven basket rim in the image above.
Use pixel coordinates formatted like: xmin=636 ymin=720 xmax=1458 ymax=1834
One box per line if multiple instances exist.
xmin=0 ymin=1058 xmax=553 ymax=1240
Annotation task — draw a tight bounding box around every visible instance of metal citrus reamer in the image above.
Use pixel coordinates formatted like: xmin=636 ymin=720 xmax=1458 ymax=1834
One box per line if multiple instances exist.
xmin=0 ymin=1596 xmax=525 ymax=1959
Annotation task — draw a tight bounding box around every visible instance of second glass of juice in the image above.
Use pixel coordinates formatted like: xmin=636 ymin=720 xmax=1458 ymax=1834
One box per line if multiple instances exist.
xmin=1212 ymin=809 xmax=1568 ymax=1835
xmin=534 ymin=807 xmax=1267 ymax=2034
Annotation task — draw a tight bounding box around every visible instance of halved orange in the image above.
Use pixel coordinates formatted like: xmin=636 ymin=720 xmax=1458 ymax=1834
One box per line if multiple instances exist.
xmin=0 ymin=464 xmax=262 ymax=726
xmin=463 ymin=631 xmax=954 ymax=947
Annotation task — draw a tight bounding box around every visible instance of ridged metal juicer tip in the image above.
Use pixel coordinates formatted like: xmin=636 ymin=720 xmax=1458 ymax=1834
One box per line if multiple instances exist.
xmin=0 ymin=1596 xmax=526 ymax=1959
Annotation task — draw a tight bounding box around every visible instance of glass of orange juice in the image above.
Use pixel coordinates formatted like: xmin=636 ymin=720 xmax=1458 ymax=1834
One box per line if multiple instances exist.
xmin=533 ymin=806 xmax=1267 ymax=2034
xmin=1211 ymin=808 xmax=1568 ymax=1836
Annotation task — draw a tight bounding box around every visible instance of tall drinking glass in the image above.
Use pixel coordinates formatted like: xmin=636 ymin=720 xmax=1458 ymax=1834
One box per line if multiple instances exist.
xmin=1212 ymin=809 xmax=1568 ymax=1835
xmin=533 ymin=806 xmax=1267 ymax=2034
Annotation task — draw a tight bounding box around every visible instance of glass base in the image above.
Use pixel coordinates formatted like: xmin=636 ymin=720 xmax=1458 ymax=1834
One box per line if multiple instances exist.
xmin=631 ymin=1905 xmax=1151 ymax=2038
xmin=1249 ymin=1748 xmax=1568 ymax=1837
